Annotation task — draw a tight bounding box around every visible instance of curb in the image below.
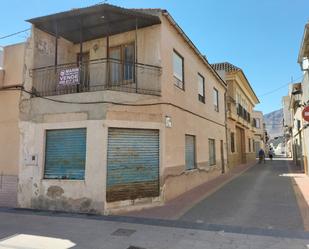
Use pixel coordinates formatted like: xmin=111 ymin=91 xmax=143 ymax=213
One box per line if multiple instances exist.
xmin=287 ymin=160 xmax=309 ymax=232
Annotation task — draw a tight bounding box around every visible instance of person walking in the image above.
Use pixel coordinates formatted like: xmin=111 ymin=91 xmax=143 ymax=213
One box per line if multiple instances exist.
xmin=258 ymin=148 xmax=266 ymax=164
xmin=269 ymin=147 xmax=274 ymax=161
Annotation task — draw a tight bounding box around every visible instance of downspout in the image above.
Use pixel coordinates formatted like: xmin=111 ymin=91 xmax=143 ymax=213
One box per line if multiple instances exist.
xmin=54 ymin=22 xmax=58 ymax=69
xmin=224 ymin=91 xmax=229 ymax=172
xmin=135 ymin=18 xmax=138 ymax=93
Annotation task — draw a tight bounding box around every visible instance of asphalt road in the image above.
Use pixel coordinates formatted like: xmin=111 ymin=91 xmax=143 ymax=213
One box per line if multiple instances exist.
xmin=180 ymin=159 xmax=304 ymax=231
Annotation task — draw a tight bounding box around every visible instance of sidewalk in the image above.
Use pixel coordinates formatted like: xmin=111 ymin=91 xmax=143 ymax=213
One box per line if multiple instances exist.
xmin=121 ymin=161 xmax=257 ymax=220
xmin=288 ymin=160 xmax=309 ymax=231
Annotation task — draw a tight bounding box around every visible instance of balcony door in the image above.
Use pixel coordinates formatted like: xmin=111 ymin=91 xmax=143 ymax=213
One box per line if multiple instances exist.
xmin=110 ymin=47 xmax=122 ymax=85
xmin=77 ymin=52 xmax=90 ymax=90
xmin=109 ymin=44 xmax=134 ymax=86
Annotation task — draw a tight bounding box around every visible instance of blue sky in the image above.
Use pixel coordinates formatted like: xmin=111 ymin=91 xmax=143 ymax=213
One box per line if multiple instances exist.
xmin=1 ymin=0 xmax=308 ymax=114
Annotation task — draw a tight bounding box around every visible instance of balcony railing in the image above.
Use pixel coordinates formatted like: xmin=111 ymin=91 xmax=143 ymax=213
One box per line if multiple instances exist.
xmin=31 ymin=58 xmax=162 ymax=97
xmin=237 ymin=103 xmax=251 ymax=123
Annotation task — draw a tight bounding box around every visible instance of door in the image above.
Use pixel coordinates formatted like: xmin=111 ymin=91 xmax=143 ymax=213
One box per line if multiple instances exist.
xmin=220 ymin=140 xmax=225 ymax=173
xmin=236 ymin=127 xmax=246 ymax=164
xmin=77 ymin=52 xmax=90 ymax=89
xmin=123 ymin=44 xmax=134 ymax=82
xmin=109 ymin=44 xmax=135 ymax=85
xmin=109 ymin=47 xmax=121 ymax=85
xmin=44 ymin=128 xmax=87 ymax=180
xmin=106 ymin=128 xmax=159 ymax=202
xmin=255 ymin=141 xmax=260 ymax=156
xmin=185 ymin=135 xmax=196 ymax=170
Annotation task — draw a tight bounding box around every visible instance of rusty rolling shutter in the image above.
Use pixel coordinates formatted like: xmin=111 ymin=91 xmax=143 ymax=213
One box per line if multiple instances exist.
xmin=44 ymin=128 xmax=86 ymax=180
xmin=185 ymin=135 xmax=196 ymax=170
xmin=106 ymin=128 xmax=159 ymax=202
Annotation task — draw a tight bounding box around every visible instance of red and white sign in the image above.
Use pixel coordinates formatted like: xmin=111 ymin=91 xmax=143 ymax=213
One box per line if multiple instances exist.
xmin=59 ymin=68 xmax=80 ymax=86
xmin=302 ymin=106 xmax=309 ymax=122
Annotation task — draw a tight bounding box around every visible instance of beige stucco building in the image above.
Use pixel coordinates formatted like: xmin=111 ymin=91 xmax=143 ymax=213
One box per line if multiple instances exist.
xmin=212 ymin=63 xmax=260 ymax=169
xmin=0 ymin=43 xmax=26 ymax=207
xmin=252 ymin=110 xmax=267 ymax=155
xmin=286 ymin=83 xmax=305 ymax=171
xmin=18 ymin=4 xmax=228 ymax=214
xmin=290 ymin=21 xmax=309 ymax=174
xmin=282 ymin=95 xmax=293 ymax=157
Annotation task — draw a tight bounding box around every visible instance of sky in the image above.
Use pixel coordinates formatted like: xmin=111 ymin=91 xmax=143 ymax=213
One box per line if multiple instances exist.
xmin=1 ymin=0 xmax=308 ymax=114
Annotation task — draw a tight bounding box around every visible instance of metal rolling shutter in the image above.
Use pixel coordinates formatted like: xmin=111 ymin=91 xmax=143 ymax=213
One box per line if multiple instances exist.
xmin=107 ymin=128 xmax=159 ymax=202
xmin=185 ymin=135 xmax=196 ymax=170
xmin=44 ymin=128 xmax=87 ymax=180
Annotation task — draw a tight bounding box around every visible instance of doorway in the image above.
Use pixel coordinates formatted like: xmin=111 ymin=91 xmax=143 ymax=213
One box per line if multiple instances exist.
xmin=220 ymin=140 xmax=225 ymax=173
xmin=236 ymin=127 xmax=246 ymax=164
xmin=109 ymin=44 xmax=135 ymax=85
xmin=77 ymin=52 xmax=90 ymax=90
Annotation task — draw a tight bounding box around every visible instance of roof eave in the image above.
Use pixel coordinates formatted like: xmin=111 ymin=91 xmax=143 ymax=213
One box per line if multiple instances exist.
xmin=298 ymin=23 xmax=309 ymax=64
xmin=162 ymin=11 xmax=227 ymax=89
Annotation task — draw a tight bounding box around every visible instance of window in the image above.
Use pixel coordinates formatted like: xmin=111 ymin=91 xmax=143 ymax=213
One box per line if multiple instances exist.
xmin=209 ymin=139 xmax=216 ymax=166
xmin=198 ymin=73 xmax=205 ymax=103
xmin=44 ymin=128 xmax=87 ymax=180
xmin=213 ymin=88 xmax=219 ymax=112
xmin=185 ymin=135 xmax=196 ymax=170
xmin=256 ymin=118 xmax=260 ymax=128
xmin=109 ymin=43 xmax=135 ymax=85
xmin=231 ymin=132 xmax=235 ymax=153
xmin=173 ymin=50 xmax=184 ymax=89
xmin=248 ymin=138 xmax=251 ymax=152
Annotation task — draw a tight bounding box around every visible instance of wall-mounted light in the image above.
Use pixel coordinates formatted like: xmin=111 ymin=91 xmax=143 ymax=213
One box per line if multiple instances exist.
xmin=93 ymin=44 xmax=99 ymax=52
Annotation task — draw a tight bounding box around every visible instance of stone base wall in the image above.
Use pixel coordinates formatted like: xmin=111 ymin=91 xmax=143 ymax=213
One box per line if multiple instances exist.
xmin=228 ymin=153 xmax=242 ymax=169
xmin=245 ymin=153 xmax=256 ymax=164
xmin=163 ymin=164 xmax=222 ymax=201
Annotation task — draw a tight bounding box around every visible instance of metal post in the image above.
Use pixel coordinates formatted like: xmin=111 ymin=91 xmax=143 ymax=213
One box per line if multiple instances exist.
xmin=78 ymin=19 xmax=83 ymax=92
xmin=106 ymin=34 xmax=110 ymax=88
xmin=135 ymin=18 xmax=138 ymax=93
xmin=54 ymin=22 xmax=58 ymax=67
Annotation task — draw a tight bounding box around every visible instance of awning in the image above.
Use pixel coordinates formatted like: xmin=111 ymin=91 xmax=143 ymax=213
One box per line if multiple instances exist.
xmin=27 ymin=4 xmax=161 ymax=44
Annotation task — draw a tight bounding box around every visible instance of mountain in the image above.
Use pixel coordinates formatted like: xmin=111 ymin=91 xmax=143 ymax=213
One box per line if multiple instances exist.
xmin=263 ymin=109 xmax=283 ymax=139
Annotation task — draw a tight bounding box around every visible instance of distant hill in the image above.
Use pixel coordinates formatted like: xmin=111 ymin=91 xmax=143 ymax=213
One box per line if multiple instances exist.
xmin=263 ymin=109 xmax=283 ymax=139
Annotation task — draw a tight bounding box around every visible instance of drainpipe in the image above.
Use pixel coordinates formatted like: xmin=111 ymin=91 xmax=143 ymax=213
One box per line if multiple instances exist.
xmin=135 ymin=18 xmax=138 ymax=93
xmin=54 ymin=22 xmax=58 ymax=69
xmin=224 ymin=91 xmax=229 ymax=172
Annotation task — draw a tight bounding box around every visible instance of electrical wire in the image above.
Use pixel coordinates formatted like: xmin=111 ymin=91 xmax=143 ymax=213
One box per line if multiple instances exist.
xmin=0 ymin=28 xmax=31 ymax=40
xmin=0 ymin=86 xmax=226 ymax=128
xmin=257 ymin=75 xmax=303 ymax=98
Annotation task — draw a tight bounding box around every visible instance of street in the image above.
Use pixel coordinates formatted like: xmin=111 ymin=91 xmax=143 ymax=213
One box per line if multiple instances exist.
xmin=0 ymin=159 xmax=309 ymax=248
xmin=181 ymin=159 xmax=304 ymax=230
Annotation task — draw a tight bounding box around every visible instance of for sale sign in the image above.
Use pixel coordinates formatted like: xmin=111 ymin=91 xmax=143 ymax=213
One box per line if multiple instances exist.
xmin=59 ymin=68 xmax=80 ymax=85
xmin=302 ymin=106 xmax=309 ymax=122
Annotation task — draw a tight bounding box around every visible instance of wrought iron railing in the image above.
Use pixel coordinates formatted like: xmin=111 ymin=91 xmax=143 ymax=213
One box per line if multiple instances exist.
xmin=237 ymin=103 xmax=251 ymax=123
xmin=31 ymin=58 xmax=162 ymax=97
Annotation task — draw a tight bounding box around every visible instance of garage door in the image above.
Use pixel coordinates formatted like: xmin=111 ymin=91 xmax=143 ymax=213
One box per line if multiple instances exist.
xmin=44 ymin=128 xmax=87 ymax=180
xmin=106 ymin=128 xmax=159 ymax=202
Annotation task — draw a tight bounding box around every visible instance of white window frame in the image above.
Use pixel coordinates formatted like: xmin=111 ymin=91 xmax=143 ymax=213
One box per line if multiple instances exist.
xmin=198 ymin=73 xmax=205 ymax=103
xmin=213 ymin=88 xmax=219 ymax=112
xmin=173 ymin=50 xmax=184 ymax=89
xmin=209 ymin=138 xmax=216 ymax=166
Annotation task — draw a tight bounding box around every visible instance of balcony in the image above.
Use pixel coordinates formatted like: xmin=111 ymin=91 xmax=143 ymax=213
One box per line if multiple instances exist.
xmin=32 ymin=59 xmax=161 ymax=97
xmin=27 ymin=4 xmax=162 ymax=97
